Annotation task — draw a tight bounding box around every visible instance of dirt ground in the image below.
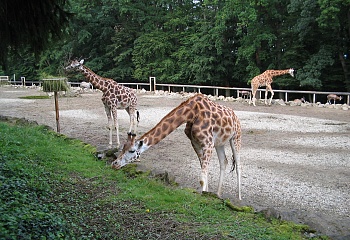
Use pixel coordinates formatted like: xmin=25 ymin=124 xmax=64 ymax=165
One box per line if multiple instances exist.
xmin=0 ymin=86 xmax=349 ymax=239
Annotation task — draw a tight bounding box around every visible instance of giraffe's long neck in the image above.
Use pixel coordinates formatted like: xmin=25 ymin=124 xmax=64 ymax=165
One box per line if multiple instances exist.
xmin=139 ymin=96 xmax=199 ymax=148
xmin=79 ymin=65 xmax=110 ymax=92
xmin=268 ymin=69 xmax=291 ymax=77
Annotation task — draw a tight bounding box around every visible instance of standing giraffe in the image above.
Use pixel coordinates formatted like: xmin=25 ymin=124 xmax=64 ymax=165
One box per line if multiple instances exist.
xmin=65 ymin=59 xmax=139 ymax=148
xmin=111 ymin=94 xmax=242 ymax=200
xmin=249 ymin=69 xmax=294 ymax=106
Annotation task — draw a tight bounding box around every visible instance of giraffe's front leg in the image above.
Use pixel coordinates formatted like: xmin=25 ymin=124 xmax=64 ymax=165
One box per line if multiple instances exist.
xmin=250 ymin=87 xmax=257 ymax=106
xmin=192 ymin=141 xmax=214 ymax=193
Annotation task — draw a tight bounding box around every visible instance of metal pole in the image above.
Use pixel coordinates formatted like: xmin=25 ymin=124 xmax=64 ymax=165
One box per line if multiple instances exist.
xmin=54 ymin=91 xmax=60 ymax=133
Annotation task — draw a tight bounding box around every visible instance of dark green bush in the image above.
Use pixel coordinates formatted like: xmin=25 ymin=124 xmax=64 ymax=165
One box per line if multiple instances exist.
xmin=0 ymin=155 xmax=72 ymax=239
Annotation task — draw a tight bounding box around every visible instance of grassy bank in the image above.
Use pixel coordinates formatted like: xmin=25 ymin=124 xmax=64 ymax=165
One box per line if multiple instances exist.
xmin=0 ymin=118 xmax=328 ymax=239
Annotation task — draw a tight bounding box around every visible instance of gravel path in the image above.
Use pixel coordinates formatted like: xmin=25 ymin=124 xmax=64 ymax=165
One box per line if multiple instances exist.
xmin=0 ymin=86 xmax=349 ymax=239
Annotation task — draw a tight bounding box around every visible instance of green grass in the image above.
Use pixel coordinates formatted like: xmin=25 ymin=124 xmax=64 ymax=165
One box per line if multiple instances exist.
xmin=0 ymin=119 xmax=329 ymax=239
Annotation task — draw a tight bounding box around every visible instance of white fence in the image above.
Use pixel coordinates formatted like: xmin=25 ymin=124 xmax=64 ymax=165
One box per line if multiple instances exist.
xmin=3 ymin=77 xmax=349 ymax=105
xmin=122 ymin=82 xmax=350 ymax=105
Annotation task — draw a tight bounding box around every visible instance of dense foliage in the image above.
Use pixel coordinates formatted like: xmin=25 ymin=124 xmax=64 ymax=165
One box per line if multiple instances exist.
xmin=1 ymin=0 xmax=349 ymax=91
xmin=0 ymin=0 xmax=71 ymax=68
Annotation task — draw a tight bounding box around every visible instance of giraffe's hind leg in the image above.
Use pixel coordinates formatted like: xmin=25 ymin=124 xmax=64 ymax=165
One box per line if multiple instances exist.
xmin=215 ymin=145 xmax=228 ymax=198
xmin=125 ymin=107 xmax=137 ymax=134
xmin=111 ymin=107 xmax=120 ymax=148
xmin=229 ymin=139 xmax=241 ymax=200
xmin=266 ymin=85 xmax=274 ymax=106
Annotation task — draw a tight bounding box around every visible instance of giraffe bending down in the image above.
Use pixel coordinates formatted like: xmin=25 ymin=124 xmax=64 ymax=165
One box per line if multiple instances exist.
xmin=249 ymin=69 xmax=294 ymax=106
xmin=65 ymin=59 xmax=139 ymax=148
xmin=111 ymin=94 xmax=242 ymax=200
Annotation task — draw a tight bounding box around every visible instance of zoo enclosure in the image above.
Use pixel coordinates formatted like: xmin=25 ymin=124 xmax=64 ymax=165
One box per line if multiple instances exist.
xmin=2 ymin=76 xmax=349 ymax=105
xmin=123 ymin=79 xmax=350 ymax=105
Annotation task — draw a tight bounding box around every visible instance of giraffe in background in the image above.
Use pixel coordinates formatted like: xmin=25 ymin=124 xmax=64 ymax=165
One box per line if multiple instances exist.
xmin=249 ymin=69 xmax=294 ymax=106
xmin=65 ymin=59 xmax=139 ymax=148
xmin=111 ymin=94 xmax=242 ymax=200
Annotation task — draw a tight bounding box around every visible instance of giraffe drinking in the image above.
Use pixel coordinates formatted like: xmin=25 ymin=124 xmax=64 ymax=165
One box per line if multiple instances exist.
xmin=111 ymin=94 xmax=242 ymax=200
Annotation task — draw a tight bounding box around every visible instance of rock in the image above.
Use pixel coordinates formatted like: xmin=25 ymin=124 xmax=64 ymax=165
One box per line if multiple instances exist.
xmin=259 ymin=208 xmax=282 ymax=221
xmin=275 ymin=99 xmax=286 ymax=106
xmin=218 ymin=95 xmax=225 ymax=101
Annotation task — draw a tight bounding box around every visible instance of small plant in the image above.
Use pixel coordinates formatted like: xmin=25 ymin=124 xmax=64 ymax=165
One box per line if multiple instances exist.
xmin=42 ymin=78 xmax=69 ymax=92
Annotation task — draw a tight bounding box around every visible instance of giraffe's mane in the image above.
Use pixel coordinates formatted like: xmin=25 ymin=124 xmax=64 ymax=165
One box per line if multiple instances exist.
xmin=82 ymin=65 xmax=115 ymax=82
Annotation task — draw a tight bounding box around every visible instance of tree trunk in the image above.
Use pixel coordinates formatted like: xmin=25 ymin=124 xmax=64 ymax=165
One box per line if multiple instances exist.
xmin=339 ymin=52 xmax=350 ymax=92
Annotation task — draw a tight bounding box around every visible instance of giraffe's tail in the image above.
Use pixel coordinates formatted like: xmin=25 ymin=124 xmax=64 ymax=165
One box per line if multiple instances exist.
xmin=229 ymin=138 xmax=239 ymax=172
xmin=230 ymin=155 xmax=236 ymax=172
xmin=136 ymin=110 xmax=140 ymax=123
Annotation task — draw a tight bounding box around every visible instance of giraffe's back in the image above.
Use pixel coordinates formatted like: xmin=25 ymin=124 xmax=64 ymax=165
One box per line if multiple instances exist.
xmin=102 ymin=83 xmax=137 ymax=109
xmin=189 ymin=95 xmax=241 ymax=147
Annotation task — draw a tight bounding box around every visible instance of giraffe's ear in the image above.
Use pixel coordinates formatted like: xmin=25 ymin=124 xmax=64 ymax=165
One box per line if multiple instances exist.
xmin=79 ymin=59 xmax=84 ymax=64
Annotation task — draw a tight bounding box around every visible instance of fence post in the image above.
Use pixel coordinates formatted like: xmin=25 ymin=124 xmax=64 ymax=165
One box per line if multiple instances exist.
xmin=149 ymin=77 xmax=156 ymax=92
xmin=21 ymin=77 xmax=25 ymax=87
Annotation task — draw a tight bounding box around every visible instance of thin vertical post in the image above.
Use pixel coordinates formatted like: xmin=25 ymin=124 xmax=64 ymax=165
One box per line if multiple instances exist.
xmin=54 ymin=91 xmax=60 ymax=133
xmin=149 ymin=77 xmax=156 ymax=92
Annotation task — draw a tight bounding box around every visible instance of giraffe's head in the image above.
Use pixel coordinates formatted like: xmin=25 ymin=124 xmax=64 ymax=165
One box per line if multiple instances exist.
xmin=288 ymin=68 xmax=295 ymax=77
xmin=65 ymin=59 xmax=84 ymax=71
xmin=111 ymin=132 xmax=145 ymax=170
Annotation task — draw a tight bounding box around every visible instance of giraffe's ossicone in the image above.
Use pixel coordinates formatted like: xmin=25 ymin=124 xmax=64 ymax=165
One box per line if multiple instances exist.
xmin=111 ymin=94 xmax=242 ymax=200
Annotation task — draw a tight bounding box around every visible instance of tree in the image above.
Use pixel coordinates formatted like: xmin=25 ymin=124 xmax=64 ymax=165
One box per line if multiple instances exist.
xmin=0 ymin=0 xmax=71 ymax=70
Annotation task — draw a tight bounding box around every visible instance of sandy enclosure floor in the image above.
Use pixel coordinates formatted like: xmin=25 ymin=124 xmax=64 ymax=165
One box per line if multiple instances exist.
xmin=0 ymin=86 xmax=349 ymax=238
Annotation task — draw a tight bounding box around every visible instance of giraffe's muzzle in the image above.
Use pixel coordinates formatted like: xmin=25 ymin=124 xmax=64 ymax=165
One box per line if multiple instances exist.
xmin=111 ymin=161 xmax=122 ymax=170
